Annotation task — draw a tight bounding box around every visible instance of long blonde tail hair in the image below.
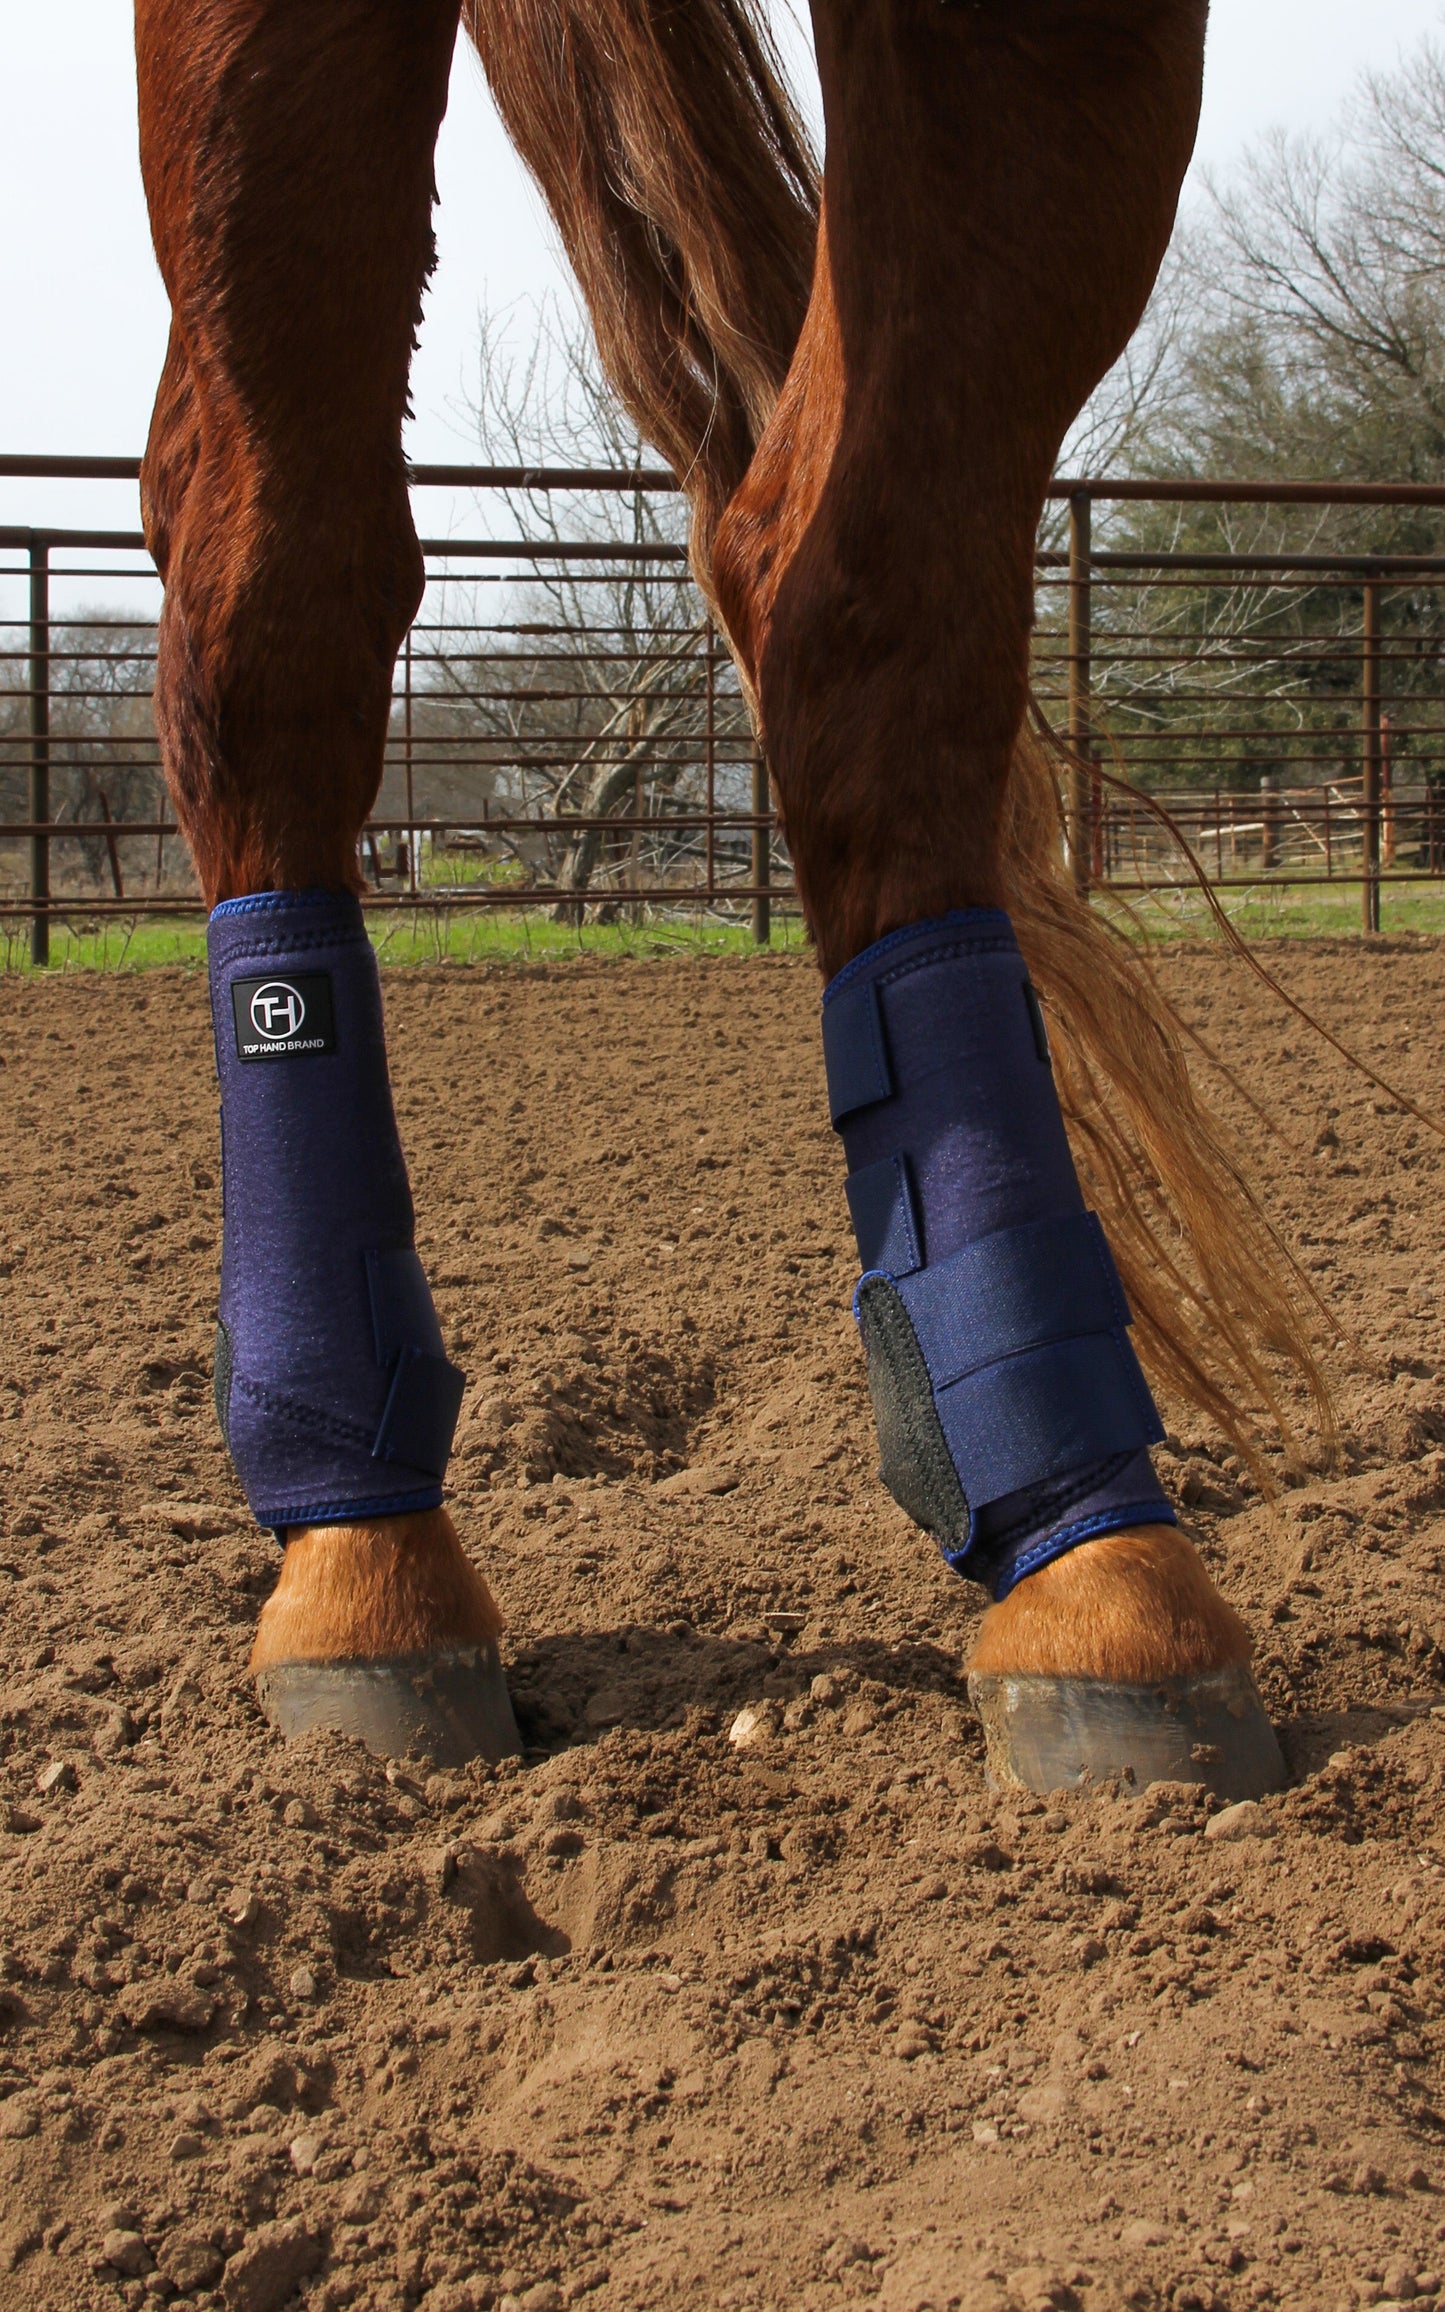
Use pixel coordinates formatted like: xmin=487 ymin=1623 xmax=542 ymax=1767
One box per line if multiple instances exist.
xmin=1001 ymin=728 xmax=1330 ymax=1465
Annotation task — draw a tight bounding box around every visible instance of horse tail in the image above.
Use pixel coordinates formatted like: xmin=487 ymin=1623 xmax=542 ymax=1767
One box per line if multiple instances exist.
xmin=462 ymin=0 xmax=819 ymax=598
xmin=1001 ymin=725 xmax=1334 ymax=1477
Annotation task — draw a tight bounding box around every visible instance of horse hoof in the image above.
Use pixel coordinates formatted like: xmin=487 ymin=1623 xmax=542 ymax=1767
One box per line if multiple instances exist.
xmin=255 ymin=1641 xmax=523 ymax=1768
xmin=967 ymin=1659 xmax=1286 ymax=1801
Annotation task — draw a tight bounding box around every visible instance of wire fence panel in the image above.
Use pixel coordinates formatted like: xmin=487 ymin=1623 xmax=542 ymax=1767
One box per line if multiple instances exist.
xmin=6 ymin=468 xmax=1445 ymax=956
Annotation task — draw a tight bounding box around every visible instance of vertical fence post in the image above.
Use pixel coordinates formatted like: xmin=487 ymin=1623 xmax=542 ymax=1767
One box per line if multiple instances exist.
xmin=1067 ymin=490 xmax=1092 ymax=896
xmin=403 ymin=623 xmax=417 ymax=898
xmin=1260 ymin=772 xmax=1278 ymax=872
xmin=28 ymin=537 xmax=50 ymax=968
xmin=1362 ymin=577 xmax=1381 ymax=935
xmin=704 ymin=624 xmax=717 ymax=905
xmin=751 ymin=748 xmax=771 ymax=946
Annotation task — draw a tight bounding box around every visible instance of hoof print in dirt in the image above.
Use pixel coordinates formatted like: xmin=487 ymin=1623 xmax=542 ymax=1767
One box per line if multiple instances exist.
xmin=434 ymin=1845 xmax=564 ymax=1967
xmin=508 ymin=1683 xmax=579 ymax=1750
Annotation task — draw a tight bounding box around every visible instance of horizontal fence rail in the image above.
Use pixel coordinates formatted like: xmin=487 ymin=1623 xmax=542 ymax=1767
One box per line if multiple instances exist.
xmin=7 ymin=459 xmax=1445 ymax=961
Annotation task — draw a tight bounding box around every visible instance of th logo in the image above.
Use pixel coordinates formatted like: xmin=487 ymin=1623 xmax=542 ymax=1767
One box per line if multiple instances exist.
xmin=249 ymin=981 xmax=306 ymax=1040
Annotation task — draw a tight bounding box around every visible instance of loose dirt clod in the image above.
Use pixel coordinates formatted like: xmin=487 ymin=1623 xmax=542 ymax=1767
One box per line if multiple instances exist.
xmin=5 ymin=946 xmax=1445 ymax=2308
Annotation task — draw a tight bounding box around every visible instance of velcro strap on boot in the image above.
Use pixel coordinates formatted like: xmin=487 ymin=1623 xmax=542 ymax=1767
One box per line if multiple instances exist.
xmin=858 ymin=1212 xmax=1163 ymax=1512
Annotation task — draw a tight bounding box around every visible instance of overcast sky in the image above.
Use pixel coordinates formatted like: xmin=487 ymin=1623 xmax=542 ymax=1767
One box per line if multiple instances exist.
xmin=4 ymin=0 xmax=1444 ymax=538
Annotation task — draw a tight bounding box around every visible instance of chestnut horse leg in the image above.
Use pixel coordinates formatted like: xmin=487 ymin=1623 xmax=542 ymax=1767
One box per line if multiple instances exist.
xmin=135 ymin=0 xmax=515 ymax=1761
xmin=715 ymin=2 xmax=1278 ymax=1795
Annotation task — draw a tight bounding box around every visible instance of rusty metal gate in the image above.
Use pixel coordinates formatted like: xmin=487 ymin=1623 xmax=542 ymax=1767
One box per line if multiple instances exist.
xmin=6 ymin=461 xmax=1445 ymax=962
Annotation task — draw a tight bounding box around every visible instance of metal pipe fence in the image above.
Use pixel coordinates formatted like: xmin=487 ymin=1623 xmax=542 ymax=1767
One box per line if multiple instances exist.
xmin=7 ymin=463 xmax=1445 ymax=960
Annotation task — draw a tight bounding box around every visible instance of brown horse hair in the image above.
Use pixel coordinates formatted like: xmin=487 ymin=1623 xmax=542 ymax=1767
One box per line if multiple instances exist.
xmin=968 ymin=1524 xmax=1253 ymax=1682
xmin=463 ymin=0 xmax=819 ymax=605
xmin=250 ymin=1510 xmax=503 ymax=1669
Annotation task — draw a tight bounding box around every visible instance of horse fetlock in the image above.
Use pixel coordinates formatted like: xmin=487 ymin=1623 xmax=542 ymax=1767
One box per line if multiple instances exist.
xmin=249 ymin=1508 xmax=503 ymax=1673
xmin=967 ymin=1525 xmax=1251 ymax=1686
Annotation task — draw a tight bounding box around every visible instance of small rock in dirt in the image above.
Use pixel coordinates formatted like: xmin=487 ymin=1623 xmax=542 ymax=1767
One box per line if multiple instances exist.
xmin=961 ymin=1836 xmax=1013 ymax=1873
xmin=339 ymin=2180 xmax=382 ymax=2226
xmin=221 ymin=2218 xmax=325 ymax=2312
xmin=653 ymin=1462 xmax=739 ymax=1497
xmin=36 ymin=1759 xmax=76 ymax=1796
xmin=0 ymin=2101 xmax=38 ymax=2139
xmin=1204 ymin=1800 xmax=1272 ymax=1842
xmin=583 ymin=1687 xmax=628 ymax=1730
xmin=1405 ymin=2166 xmax=1433 ymax=2191
xmin=99 ymin=2229 xmax=153 ymax=2278
xmin=288 ymin=1965 xmax=318 ymax=2001
xmin=224 ymin=1887 xmax=261 ymax=1929
xmin=288 ymin=2133 xmax=324 ymax=2176
xmin=426 ymin=1844 xmax=458 ymax=1894
xmin=1007 ymin=2269 xmax=1073 ymax=2311
xmin=1383 ymin=2259 xmax=1419 ymax=2299
xmin=159 ymin=2231 xmax=223 ymax=2293
xmin=810 ymin=1673 xmax=839 ymax=1705
xmin=518 ymin=2288 xmax=564 ymax=2312
xmin=92 ymin=1705 xmax=134 ymax=1757
xmin=169 ymin=2130 xmax=204 ymax=2161
xmin=0 ymin=2224 xmax=40 ymax=2274
xmin=728 ymin=1702 xmax=778 ymax=1749
xmin=120 ymin=1981 xmax=215 ymax=2033
xmin=1353 ymin=2163 xmax=1389 ymax=2197
xmin=1122 ymin=2222 xmax=1170 ymax=2249
xmin=244 ymin=2051 xmax=307 ymax=2108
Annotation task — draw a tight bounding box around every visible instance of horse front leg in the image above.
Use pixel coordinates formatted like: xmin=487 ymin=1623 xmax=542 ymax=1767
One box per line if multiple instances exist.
xmin=715 ymin=0 xmax=1284 ymax=1799
xmin=136 ymin=0 xmax=518 ymax=1763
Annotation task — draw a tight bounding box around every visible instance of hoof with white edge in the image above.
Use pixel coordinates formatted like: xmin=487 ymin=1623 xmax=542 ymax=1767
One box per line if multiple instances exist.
xmin=256 ymin=1641 xmax=522 ymax=1768
xmin=967 ymin=1659 xmax=1286 ymax=1801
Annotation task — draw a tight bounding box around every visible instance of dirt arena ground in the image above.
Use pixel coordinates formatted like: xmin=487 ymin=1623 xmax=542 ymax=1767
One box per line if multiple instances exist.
xmin=6 ymin=940 xmax=1445 ymax=2312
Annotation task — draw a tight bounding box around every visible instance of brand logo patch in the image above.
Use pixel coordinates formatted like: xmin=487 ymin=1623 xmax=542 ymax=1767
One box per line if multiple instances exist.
xmin=231 ymin=973 xmax=337 ymax=1061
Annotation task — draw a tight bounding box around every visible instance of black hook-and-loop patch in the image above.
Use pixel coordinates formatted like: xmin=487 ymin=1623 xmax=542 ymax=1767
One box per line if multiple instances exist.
xmin=855 ymin=1273 xmax=970 ymax=1549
